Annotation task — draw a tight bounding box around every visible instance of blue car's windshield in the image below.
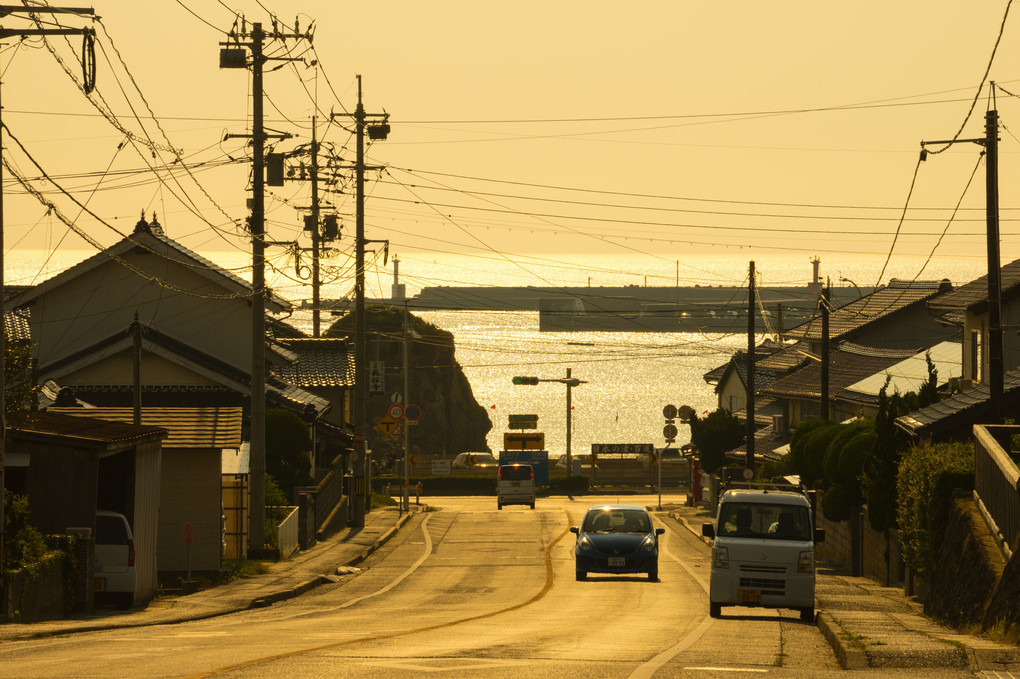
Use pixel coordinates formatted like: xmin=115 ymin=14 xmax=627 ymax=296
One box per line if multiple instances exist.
xmin=582 ymin=508 xmax=651 ymax=533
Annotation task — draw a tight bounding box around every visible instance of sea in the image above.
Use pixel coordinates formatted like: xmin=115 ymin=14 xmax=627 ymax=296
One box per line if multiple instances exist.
xmin=4 ymin=248 xmax=995 ymax=457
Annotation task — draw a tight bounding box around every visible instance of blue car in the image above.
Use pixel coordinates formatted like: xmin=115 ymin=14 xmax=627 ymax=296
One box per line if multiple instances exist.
xmin=570 ymin=504 xmax=665 ymax=581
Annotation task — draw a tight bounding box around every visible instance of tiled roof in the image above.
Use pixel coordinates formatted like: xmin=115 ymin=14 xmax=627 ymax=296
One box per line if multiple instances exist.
xmin=46 ymin=406 xmax=243 ymax=448
xmin=784 ymin=279 xmax=950 ymax=343
xmin=275 ymin=338 xmax=355 ymax=388
xmin=9 ymin=230 xmax=290 ymax=312
xmin=761 ymin=344 xmax=913 ymax=401
xmin=896 ymin=369 xmax=1020 ymax=437
xmin=926 ymin=258 xmax=1020 ymax=321
xmin=39 ymin=324 xmax=331 ymax=417
xmin=13 ymin=410 xmax=167 ymax=445
xmin=4 ymin=308 xmax=30 ymax=342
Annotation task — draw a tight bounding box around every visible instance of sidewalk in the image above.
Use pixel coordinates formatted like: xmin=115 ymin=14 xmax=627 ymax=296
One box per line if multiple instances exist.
xmin=0 ymin=505 xmax=416 ymax=643
xmin=667 ymin=502 xmax=1020 ymax=672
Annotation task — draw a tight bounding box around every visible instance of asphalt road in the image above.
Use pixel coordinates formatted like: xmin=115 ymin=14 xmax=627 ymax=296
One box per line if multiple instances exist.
xmin=0 ymin=495 xmax=985 ymax=678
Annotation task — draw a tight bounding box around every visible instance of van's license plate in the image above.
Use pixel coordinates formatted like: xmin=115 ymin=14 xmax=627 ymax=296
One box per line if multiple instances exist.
xmin=608 ymin=557 xmax=626 ymax=567
xmin=737 ymin=588 xmax=761 ymax=603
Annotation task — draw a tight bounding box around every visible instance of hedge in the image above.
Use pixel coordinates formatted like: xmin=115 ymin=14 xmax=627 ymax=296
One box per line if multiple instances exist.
xmin=371 ymin=474 xmax=589 ymax=496
xmin=896 ymin=441 xmax=974 ymax=580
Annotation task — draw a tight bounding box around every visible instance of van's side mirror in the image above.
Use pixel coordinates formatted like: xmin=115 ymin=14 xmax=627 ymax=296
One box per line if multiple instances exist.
xmin=569 ymin=526 xmax=579 ymax=534
xmin=655 ymin=527 xmax=665 ymax=535
xmin=702 ymin=523 xmax=715 ymax=538
xmin=814 ymin=529 xmax=826 ymax=544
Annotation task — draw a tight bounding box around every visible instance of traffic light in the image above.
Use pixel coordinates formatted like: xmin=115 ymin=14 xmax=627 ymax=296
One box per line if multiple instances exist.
xmin=512 ymin=376 xmax=540 ymax=385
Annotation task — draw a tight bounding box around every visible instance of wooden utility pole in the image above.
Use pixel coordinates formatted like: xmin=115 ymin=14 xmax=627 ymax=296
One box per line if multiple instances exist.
xmin=220 ymin=21 xmax=304 ymax=550
xmin=821 ymin=284 xmax=830 ymax=421
xmin=746 ymin=261 xmax=755 ymax=472
xmin=0 ymin=2 xmax=96 ymax=602
xmin=921 ymin=93 xmax=1003 ymax=422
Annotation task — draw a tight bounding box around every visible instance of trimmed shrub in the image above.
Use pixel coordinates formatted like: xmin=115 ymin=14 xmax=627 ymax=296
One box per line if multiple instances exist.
xmin=821 ymin=483 xmax=855 ymax=522
xmin=789 ymin=420 xmax=837 ymax=487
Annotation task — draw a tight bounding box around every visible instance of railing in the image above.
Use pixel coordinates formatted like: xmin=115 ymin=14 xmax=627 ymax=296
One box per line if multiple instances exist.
xmin=274 ymin=506 xmax=300 ymax=559
xmin=973 ymin=424 xmax=1020 ymax=560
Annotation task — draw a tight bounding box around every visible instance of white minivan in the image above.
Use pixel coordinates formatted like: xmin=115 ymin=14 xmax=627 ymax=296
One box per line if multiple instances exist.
xmin=702 ymin=486 xmax=824 ymax=622
xmin=497 ymin=463 xmax=535 ymax=509
xmin=94 ymin=510 xmax=136 ymax=610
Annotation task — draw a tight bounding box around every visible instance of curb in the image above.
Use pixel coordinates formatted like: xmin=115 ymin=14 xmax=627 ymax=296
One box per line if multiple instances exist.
xmin=816 ymin=612 xmax=867 ymax=670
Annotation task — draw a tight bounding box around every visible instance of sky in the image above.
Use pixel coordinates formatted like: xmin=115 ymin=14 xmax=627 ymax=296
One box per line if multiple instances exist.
xmin=3 ymin=1 xmax=1020 ymax=298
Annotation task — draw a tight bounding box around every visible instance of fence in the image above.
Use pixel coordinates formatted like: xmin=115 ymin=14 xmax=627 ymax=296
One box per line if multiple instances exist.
xmin=274 ymin=506 xmax=299 ymax=559
xmin=973 ymin=424 xmax=1020 ymax=560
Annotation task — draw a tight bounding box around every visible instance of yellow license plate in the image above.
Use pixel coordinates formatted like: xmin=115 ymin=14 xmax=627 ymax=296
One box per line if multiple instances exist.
xmin=737 ymin=588 xmax=761 ymax=603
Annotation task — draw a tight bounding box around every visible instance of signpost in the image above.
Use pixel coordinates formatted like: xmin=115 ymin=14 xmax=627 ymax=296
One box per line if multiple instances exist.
xmin=508 ymin=414 xmax=539 ymax=430
xmin=504 ymin=432 xmax=545 ymax=450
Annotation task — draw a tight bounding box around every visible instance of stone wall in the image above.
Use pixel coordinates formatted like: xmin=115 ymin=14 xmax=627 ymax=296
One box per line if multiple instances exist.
xmin=815 ymin=506 xmax=904 ymax=586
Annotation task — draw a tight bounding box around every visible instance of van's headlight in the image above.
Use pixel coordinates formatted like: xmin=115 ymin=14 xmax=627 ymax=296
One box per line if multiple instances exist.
xmin=712 ymin=546 xmax=729 ymax=569
xmin=798 ymin=550 xmax=813 ymax=573
xmin=640 ymin=535 xmax=656 ymax=552
xmin=578 ymin=536 xmax=594 ymax=552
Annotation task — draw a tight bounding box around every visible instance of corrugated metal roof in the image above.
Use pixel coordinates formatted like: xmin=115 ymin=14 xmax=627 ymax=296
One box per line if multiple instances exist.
xmin=46 ymin=406 xmax=243 ymax=449
xmin=845 ymin=341 xmax=961 ymax=397
xmin=14 ymin=410 xmax=167 ymax=445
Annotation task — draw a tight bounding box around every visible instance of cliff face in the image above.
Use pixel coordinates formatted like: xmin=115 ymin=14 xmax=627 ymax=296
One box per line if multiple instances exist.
xmin=327 ymin=306 xmax=492 ymax=465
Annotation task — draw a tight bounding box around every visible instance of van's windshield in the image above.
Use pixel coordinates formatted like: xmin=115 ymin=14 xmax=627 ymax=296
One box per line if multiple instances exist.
xmin=717 ymin=502 xmax=811 ymax=541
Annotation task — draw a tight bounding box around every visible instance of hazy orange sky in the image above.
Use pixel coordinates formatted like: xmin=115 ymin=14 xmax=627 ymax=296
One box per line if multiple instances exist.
xmin=2 ymin=1 xmax=1020 ymax=293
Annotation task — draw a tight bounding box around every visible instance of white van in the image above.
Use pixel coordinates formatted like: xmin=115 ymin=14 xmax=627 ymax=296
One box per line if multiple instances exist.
xmin=94 ymin=510 xmax=136 ymax=610
xmin=497 ymin=463 xmax=535 ymax=509
xmin=701 ymin=486 xmax=824 ymax=622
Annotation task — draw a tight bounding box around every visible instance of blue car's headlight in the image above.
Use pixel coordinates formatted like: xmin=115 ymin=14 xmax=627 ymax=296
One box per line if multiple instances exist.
xmin=578 ymin=535 xmax=594 ymax=552
xmin=640 ymin=535 xmax=656 ymax=552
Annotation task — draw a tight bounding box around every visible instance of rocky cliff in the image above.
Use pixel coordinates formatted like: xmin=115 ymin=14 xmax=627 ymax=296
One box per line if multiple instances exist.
xmin=327 ymin=306 xmax=492 ymax=466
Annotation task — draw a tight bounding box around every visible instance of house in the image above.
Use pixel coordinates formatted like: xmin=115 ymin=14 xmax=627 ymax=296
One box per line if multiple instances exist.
xmin=7 ymin=217 xmax=343 ymax=559
xmin=46 ymin=406 xmax=244 ymax=575
xmin=5 ymin=410 xmax=167 ymax=605
xmin=784 ymin=278 xmax=957 ymax=353
xmin=926 ymin=259 xmax=1020 ymax=386
xmin=896 ymin=367 xmax=1020 ymax=443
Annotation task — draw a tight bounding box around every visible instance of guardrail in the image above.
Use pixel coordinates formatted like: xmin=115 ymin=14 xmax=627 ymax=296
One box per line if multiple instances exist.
xmin=273 ymin=506 xmax=300 ymax=558
xmin=973 ymin=424 xmax=1020 ymax=560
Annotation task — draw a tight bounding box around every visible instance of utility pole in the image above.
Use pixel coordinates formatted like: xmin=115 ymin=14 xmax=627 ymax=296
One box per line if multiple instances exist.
xmin=220 ymin=20 xmax=304 ymax=551
xmin=821 ymin=283 xmax=830 ymax=421
xmin=745 ymin=261 xmax=755 ymax=472
xmin=332 ymin=76 xmax=389 ymax=526
xmin=921 ymin=93 xmax=1002 ymax=422
xmin=0 ymin=2 xmax=96 ymax=607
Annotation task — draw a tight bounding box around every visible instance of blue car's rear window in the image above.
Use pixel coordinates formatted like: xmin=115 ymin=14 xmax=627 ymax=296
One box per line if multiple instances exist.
xmin=582 ymin=508 xmax=651 ymax=533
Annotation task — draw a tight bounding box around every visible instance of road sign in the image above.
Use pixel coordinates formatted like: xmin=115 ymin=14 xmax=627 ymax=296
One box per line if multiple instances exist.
xmin=591 ymin=443 xmax=653 ymax=455
xmin=375 ymin=415 xmax=403 ymax=438
xmin=662 ymin=404 xmax=678 ymax=420
xmin=184 ymin=522 xmax=194 ymax=545
xmin=388 ymin=403 xmax=405 ymax=420
xmin=504 ymin=432 xmax=545 ymax=450
xmin=498 ymin=449 xmax=549 ymax=484
xmin=369 ymin=361 xmax=386 ymax=394
xmin=678 ymin=404 xmax=694 ymax=422
xmin=663 ymin=423 xmax=678 ymax=440
xmin=508 ymin=414 xmax=539 ymax=430
xmin=405 ymin=404 xmax=421 ymax=421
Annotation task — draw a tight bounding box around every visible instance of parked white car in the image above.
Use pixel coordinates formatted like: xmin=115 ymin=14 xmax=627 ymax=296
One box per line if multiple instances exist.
xmin=94 ymin=510 xmax=136 ymax=610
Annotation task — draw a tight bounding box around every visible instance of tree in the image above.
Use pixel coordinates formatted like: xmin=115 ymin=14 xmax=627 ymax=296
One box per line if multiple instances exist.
xmin=689 ymin=408 xmax=744 ymax=474
xmin=265 ymin=409 xmax=314 ymax=500
xmin=5 ymin=335 xmax=38 ymax=427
